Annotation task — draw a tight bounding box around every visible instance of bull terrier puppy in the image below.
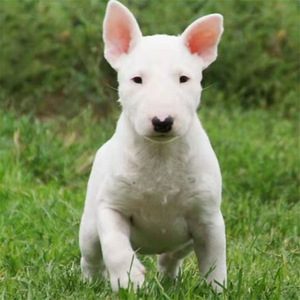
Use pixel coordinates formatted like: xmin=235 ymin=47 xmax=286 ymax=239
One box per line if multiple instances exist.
xmin=79 ymin=0 xmax=226 ymax=292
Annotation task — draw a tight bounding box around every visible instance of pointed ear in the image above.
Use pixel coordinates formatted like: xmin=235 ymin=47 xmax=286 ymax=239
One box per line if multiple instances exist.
xmin=103 ymin=0 xmax=142 ymax=69
xmin=181 ymin=14 xmax=224 ymax=69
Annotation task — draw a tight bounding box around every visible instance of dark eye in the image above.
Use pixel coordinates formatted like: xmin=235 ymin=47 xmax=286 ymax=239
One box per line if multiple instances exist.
xmin=180 ymin=76 xmax=189 ymax=83
xmin=132 ymin=76 xmax=142 ymax=84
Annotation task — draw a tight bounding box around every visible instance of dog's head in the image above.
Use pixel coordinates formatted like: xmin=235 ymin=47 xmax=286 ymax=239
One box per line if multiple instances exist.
xmin=103 ymin=1 xmax=223 ymax=143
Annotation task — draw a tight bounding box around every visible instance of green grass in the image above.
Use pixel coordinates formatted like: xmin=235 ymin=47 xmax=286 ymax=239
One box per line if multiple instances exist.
xmin=1 ymin=106 xmax=299 ymax=299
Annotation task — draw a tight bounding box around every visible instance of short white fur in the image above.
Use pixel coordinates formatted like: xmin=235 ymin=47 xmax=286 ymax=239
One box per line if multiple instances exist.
xmin=79 ymin=0 xmax=226 ymax=292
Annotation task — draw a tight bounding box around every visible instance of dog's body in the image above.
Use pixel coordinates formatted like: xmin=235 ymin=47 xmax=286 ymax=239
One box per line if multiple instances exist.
xmin=79 ymin=0 xmax=226 ymax=292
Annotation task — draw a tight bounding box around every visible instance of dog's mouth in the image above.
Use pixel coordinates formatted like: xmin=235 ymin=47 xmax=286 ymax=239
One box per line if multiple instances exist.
xmin=144 ymin=134 xmax=179 ymax=144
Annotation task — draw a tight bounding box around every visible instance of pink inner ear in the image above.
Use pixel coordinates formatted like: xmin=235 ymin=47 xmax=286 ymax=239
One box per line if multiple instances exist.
xmin=182 ymin=15 xmax=223 ymax=68
xmin=107 ymin=20 xmax=132 ymax=57
xmin=187 ymin=28 xmax=218 ymax=56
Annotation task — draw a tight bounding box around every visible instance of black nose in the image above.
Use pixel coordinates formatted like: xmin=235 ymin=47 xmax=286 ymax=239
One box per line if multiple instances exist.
xmin=152 ymin=116 xmax=174 ymax=133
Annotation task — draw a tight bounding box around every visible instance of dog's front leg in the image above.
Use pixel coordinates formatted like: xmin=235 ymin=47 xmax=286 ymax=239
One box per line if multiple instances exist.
xmin=97 ymin=206 xmax=145 ymax=291
xmin=191 ymin=212 xmax=227 ymax=292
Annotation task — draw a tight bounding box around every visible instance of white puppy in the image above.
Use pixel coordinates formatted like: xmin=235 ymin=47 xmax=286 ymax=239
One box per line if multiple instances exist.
xmin=79 ymin=0 xmax=226 ymax=292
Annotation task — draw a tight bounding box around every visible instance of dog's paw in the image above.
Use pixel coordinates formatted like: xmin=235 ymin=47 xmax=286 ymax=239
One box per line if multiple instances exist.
xmin=81 ymin=257 xmax=107 ymax=281
xmin=109 ymin=259 xmax=146 ymax=292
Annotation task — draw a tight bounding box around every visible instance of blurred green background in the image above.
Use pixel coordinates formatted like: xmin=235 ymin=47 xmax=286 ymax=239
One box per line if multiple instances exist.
xmin=1 ymin=0 xmax=299 ymax=117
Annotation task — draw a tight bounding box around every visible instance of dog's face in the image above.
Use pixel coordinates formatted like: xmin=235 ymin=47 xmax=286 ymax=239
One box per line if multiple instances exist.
xmin=103 ymin=1 xmax=223 ymax=143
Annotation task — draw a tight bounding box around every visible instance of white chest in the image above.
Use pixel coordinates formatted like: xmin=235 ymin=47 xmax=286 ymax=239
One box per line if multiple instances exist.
xmin=101 ymin=155 xmax=198 ymax=253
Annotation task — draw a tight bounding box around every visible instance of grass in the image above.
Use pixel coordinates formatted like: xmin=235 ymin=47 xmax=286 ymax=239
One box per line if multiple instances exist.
xmin=0 ymin=106 xmax=299 ymax=299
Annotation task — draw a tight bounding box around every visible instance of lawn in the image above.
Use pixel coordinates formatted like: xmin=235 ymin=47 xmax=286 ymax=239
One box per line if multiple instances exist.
xmin=0 ymin=106 xmax=299 ymax=299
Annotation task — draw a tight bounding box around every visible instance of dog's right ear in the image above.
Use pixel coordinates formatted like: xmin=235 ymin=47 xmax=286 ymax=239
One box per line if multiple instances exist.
xmin=181 ymin=14 xmax=224 ymax=69
xmin=103 ymin=0 xmax=142 ymax=70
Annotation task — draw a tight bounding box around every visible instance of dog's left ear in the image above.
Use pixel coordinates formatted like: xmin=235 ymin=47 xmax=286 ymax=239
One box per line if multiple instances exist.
xmin=103 ymin=0 xmax=142 ymax=70
xmin=181 ymin=14 xmax=224 ymax=69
